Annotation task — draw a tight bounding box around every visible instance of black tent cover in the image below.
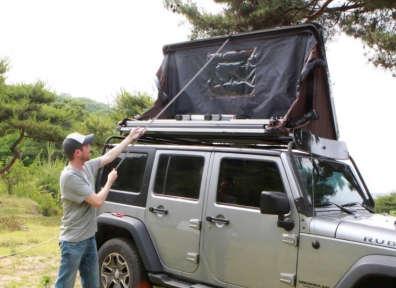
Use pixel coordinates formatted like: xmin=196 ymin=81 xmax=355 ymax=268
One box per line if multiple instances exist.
xmin=140 ymin=24 xmax=339 ymax=140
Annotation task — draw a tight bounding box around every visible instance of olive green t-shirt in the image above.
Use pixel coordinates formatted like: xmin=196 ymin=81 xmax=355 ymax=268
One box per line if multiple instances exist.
xmin=59 ymin=158 xmax=102 ymax=242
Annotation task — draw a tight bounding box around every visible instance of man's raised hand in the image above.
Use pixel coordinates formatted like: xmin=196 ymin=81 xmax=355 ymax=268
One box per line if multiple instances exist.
xmin=107 ymin=168 xmax=118 ymax=184
xmin=128 ymin=127 xmax=146 ymax=142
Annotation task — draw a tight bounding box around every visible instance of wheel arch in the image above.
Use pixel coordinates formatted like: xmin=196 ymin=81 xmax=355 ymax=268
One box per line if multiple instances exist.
xmin=96 ymin=213 xmax=162 ymax=273
xmin=335 ymin=255 xmax=396 ymax=288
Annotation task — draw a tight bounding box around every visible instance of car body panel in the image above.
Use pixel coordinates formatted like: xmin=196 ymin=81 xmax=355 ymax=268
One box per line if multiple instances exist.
xmin=202 ymin=152 xmax=299 ymax=288
xmin=144 ymin=150 xmax=211 ymax=273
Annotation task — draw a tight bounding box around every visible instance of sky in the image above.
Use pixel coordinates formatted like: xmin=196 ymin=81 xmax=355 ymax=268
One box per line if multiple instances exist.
xmin=0 ymin=0 xmax=395 ymax=196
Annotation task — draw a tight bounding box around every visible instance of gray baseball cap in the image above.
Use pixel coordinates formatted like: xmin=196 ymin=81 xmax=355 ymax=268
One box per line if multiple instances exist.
xmin=62 ymin=132 xmax=95 ymax=159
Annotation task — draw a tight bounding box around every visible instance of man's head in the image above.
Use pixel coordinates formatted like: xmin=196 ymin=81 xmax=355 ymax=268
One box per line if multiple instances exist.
xmin=62 ymin=132 xmax=95 ymax=162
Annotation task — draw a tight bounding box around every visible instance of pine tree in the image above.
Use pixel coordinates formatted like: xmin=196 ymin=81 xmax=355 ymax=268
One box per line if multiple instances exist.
xmin=164 ymin=0 xmax=396 ymax=73
xmin=0 ymin=61 xmax=75 ymax=175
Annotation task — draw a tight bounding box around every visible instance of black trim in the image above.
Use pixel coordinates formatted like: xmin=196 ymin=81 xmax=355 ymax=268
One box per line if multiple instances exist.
xmin=102 ymin=135 xmax=125 ymax=153
xmin=148 ymin=273 xmax=192 ymax=288
xmin=294 ymin=196 xmax=312 ymax=216
xmin=102 ymin=146 xmax=156 ymax=207
xmin=349 ymin=156 xmax=375 ymax=208
xmin=148 ymin=273 xmax=219 ymax=288
xmin=335 ymin=255 xmax=396 ymax=288
xmin=163 ymin=24 xmax=322 ymax=53
xmin=95 ymin=135 xmax=126 ymax=193
xmin=97 ymin=213 xmax=163 ymax=273
xmin=286 ymin=145 xmax=314 ymax=217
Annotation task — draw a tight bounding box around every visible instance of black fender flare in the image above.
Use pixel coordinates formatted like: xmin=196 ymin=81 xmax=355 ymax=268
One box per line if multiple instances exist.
xmin=335 ymin=255 xmax=396 ymax=288
xmin=97 ymin=213 xmax=163 ymax=273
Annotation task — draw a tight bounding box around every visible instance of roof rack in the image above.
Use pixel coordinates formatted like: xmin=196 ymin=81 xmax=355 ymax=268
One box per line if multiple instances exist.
xmin=116 ymin=115 xmax=349 ymax=160
xmin=117 ymin=115 xmax=292 ymax=145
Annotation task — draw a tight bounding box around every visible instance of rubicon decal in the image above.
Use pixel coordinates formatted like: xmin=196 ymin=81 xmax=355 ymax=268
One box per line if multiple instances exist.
xmin=364 ymin=236 xmax=396 ymax=248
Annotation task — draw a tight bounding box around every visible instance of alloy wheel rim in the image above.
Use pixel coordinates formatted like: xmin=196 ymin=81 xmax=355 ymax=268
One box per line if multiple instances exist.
xmin=101 ymin=252 xmax=131 ymax=288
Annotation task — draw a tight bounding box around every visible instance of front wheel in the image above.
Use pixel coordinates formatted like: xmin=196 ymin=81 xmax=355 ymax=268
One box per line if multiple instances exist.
xmin=98 ymin=238 xmax=146 ymax=288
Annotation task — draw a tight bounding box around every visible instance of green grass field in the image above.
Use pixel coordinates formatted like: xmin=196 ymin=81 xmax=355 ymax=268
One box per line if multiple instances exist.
xmin=0 ymin=196 xmax=82 ymax=288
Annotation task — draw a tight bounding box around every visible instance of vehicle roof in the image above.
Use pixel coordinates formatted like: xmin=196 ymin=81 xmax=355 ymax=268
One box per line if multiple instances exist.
xmin=107 ymin=142 xmax=310 ymax=157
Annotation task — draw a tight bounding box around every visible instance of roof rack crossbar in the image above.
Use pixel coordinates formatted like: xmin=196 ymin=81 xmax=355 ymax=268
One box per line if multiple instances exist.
xmin=117 ymin=119 xmax=284 ymax=142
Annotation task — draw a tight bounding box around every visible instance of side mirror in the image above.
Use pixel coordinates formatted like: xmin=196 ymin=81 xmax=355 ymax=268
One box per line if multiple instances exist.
xmin=260 ymin=191 xmax=290 ymax=215
xmin=260 ymin=191 xmax=294 ymax=231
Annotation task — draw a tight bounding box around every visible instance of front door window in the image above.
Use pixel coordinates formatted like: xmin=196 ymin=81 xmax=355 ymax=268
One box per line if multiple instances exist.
xmin=216 ymin=158 xmax=285 ymax=208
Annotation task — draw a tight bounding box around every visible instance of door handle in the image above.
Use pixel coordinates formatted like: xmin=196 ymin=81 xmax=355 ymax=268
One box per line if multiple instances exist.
xmin=206 ymin=216 xmax=230 ymax=225
xmin=149 ymin=206 xmax=168 ymax=215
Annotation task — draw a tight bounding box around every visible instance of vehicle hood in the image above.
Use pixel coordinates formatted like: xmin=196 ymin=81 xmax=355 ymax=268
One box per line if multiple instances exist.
xmin=310 ymin=212 xmax=396 ymax=249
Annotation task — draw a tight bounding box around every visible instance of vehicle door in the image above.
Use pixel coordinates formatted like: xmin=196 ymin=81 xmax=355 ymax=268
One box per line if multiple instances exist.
xmin=202 ymin=153 xmax=299 ymax=288
xmin=145 ymin=150 xmax=210 ymax=273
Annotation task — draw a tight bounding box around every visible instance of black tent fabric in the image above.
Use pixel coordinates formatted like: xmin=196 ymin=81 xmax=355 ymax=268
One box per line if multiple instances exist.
xmin=141 ymin=24 xmax=338 ymax=140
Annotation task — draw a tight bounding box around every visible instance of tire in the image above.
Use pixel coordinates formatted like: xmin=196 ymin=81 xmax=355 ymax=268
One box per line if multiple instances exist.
xmin=353 ymin=276 xmax=396 ymax=288
xmin=98 ymin=238 xmax=146 ymax=288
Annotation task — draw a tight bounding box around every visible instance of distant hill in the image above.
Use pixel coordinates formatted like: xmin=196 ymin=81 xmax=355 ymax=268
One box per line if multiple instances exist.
xmin=57 ymin=93 xmax=111 ymax=113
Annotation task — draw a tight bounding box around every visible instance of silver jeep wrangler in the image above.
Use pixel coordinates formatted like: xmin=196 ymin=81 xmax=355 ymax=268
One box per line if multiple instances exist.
xmin=95 ymin=25 xmax=396 ymax=288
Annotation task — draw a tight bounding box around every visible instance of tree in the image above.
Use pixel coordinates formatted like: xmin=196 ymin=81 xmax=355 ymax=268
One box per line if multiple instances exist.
xmin=0 ymin=63 xmax=75 ymax=175
xmin=113 ymin=90 xmax=154 ymax=119
xmin=80 ymin=113 xmax=116 ymax=151
xmin=375 ymin=193 xmax=396 ymax=214
xmin=164 ymin=0 xmax=396 ymax=73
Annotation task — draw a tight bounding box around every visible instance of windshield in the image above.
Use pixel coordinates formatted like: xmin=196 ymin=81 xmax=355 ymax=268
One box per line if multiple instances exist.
xmin=294 ymin=156 xmax=366 ymax=208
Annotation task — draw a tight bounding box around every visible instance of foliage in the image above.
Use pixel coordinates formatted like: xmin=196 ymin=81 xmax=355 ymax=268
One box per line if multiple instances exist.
xmin=164 ymin=0 xmax=396 ymax=73
xmin=0 ymin=58 xmax=155 ymax=215
xmin=113 ymin=89 xmax=154 ymax=119
xmin=57 ymin=93 xmax=111 ymax=113
xmin=80 ymin=113 xmax=116 ymax=152
xmin=39 ymin=275 xmax=51 ymax=288
xmin=0 ymin=155 xmax=63 ymax=216
xmin=375 ymin=192 xmax=396 ymax=214
xmin=0 ymin=73 xmax=76 ymax=175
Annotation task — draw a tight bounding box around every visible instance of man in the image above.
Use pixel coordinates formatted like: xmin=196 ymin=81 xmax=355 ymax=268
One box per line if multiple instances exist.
xmin=55 ymin=127 xmax=145 ymax=288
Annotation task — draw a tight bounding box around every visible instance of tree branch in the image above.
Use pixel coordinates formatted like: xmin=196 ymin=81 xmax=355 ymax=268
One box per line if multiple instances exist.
xmin=324 ymin=3 xmax=365 ymax=13
xmin=0 ymin=129 xmax=25 ymax=176
xmin=307 ymin=0 xmax=334 ymax=21
xmin=305 ymin=2 xmax=365 ymax=21
xmin=308 ymin=0 xmax=320 ymax=14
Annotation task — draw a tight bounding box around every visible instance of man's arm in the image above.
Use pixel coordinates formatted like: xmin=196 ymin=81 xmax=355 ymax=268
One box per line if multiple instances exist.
xmin=100 ymin=127 xmax=146 ymax=167
xmin=85 ymin=168 xmax=118 ymax=208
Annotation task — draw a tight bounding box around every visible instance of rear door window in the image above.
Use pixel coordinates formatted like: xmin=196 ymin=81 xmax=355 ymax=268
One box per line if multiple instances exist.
xmin=101 ymin=153 xmax=147 ymax=193
xmin=153 ymin=154 xmax=204 ymax=200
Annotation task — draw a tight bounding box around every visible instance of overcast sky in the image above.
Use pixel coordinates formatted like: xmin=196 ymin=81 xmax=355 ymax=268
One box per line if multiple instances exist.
xmin=1 ymin=0 xmax=395 ymax=196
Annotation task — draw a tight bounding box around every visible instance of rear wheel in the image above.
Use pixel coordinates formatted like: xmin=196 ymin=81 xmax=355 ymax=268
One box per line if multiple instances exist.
xmin=98 ymin=238 xmax=146 ymax=288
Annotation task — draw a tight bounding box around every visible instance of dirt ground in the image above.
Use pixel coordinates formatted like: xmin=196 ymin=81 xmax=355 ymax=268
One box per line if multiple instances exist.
xmin=0 ymin=231 xmax=83 ymax=288
xmin=0 ymin=196 xmax=82 ymax=287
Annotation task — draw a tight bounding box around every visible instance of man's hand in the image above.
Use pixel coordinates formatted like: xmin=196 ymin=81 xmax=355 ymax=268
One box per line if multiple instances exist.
xmin=107 ymin=168 xmax=118 ymax=184
xmin=85 ymin=168 xmax=118 ymax=208
xmin=100 ymin=127 xmax=146 ymax=167
xmin=127 ymin=127 xmax=146 ymax=142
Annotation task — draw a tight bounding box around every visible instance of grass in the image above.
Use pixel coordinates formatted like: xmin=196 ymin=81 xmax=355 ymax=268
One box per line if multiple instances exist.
xmin=0 ymin=195 xmax=82 ymax=288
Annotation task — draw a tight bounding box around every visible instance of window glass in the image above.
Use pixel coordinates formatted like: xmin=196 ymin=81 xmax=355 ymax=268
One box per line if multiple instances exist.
xmin=101 ymin=153 xmax=147 ymax=193
xmin=154 ymin=155 xmax=204 ymax=200
xmin=294 ymin=156 xmax=365 ymax=207
xmin=216 ymin=158 xmax=284 ymax=208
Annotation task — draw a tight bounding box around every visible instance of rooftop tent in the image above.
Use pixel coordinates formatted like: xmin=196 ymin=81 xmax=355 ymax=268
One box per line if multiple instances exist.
xmin=140 ymin=24 xmax=339 ymax=140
